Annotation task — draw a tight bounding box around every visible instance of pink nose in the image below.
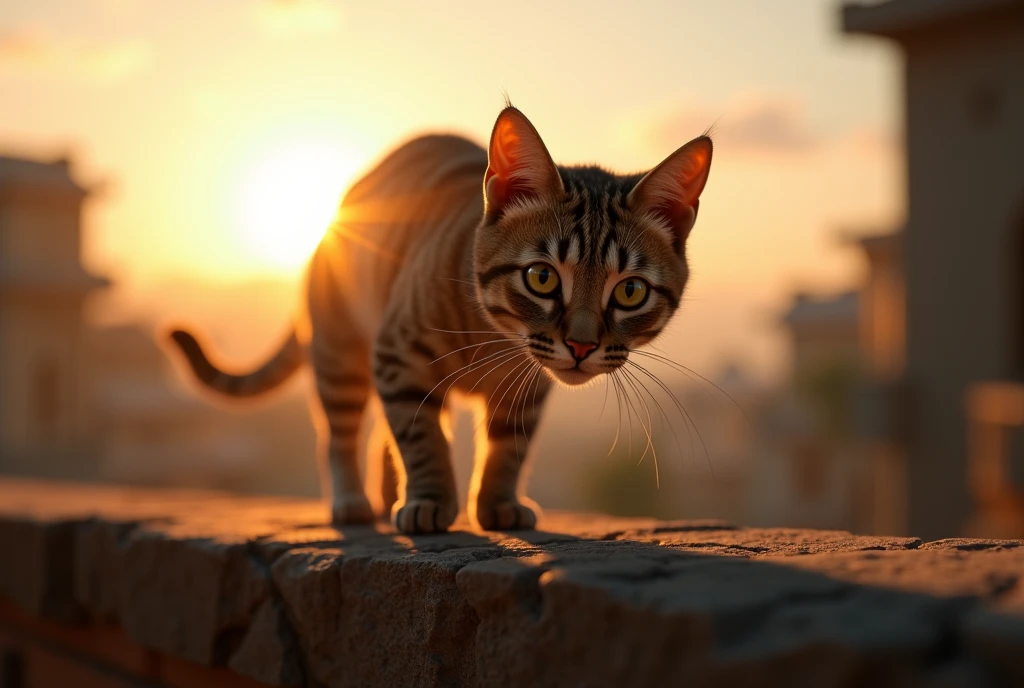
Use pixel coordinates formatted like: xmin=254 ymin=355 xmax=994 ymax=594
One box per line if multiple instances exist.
xmin=565 ymin=339 xmax=598 ymax=361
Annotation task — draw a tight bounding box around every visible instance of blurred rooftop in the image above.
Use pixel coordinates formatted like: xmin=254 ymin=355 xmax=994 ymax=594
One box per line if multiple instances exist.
xmin=843 ymin=0 xmax=1024 ymax=37
xmin=0 ymin=155 xmax=88 ymax=196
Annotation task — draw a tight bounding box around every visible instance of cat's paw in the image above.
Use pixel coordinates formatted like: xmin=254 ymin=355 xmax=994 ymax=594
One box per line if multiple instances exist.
xmin=392 ymin=498 xmax=458 ymax=534
xmin=474 ymin=499 xmax=537 ymax=531
xmin=331 ymin=494 xmax=375 ymax=525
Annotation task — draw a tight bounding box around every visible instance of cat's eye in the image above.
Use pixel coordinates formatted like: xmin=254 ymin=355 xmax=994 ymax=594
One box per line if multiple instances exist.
xmin=523 ymin=263 xmax=560 ymax=297
xmin=612 ymin=278 xmax=649 ymax=309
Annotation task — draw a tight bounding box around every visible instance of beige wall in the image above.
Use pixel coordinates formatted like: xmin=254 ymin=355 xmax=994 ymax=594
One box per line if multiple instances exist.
xmin=902 ymin=9 xmax=1024 ymax=538
xmin=0 ymin=295 xmax=90 ymax=457
xmin=0 ymin=192 xmax=83 ymax=270
xmin=0 ymin=170 xmax=98 ymax=471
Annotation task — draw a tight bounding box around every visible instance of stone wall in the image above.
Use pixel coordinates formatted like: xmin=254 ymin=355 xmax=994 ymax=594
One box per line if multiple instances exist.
xmin=0 ymin=478 xmax=1021 ymax=687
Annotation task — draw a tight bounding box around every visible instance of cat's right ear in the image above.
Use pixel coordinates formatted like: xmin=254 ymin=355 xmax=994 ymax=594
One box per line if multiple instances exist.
xmin=484 ymin=107 xmax=564 ymax=217
xmin=628 ymin=136 xmax=713 ymax=253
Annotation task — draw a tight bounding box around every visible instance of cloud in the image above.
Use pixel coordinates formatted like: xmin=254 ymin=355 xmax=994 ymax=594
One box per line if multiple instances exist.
xmin=0 ymin=28 xmax=149 ymax=82
xmin=254 ymin=0 xmax=343 ymax=38
xmin=841 ymin=125 xmax=899 ymax=158
xmin=649 ymin=94 xmax=821 ymax=156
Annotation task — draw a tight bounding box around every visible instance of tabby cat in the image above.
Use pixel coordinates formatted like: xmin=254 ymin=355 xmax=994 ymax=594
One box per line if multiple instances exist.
xmin=168 ymin=105 xmax=713 ymax=534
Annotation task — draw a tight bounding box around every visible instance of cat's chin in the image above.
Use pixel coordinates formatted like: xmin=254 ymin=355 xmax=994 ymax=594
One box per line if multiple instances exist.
xmin=548 ymin=368 xmax=598 ymax=387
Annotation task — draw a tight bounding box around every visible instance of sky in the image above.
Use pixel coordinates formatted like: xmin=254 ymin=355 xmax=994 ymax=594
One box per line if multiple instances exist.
xmin=0 ymin=0 xmax=903 ymax=382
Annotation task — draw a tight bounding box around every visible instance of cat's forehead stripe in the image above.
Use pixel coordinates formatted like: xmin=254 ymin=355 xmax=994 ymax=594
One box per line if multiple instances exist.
xmin=557 ymin=237 xmax=570 ymax=263
xmin=559 ymin=173 xmax=640 ymax=269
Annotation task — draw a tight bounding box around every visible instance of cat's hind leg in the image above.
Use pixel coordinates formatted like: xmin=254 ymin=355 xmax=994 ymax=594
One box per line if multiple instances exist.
xmin=307 ymin=244 xmax=374 ymax=525
xmin=310 ymin=348 xmax=374 ymax=525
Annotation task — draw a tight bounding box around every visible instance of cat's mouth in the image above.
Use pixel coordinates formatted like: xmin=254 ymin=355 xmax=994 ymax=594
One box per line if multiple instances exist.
xmin=547 ymin=367 xmax=598 ymax=386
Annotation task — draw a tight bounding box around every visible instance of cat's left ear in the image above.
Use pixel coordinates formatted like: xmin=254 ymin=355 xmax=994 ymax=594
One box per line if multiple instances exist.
xmin=484 ymin=107 xmax=564 ymax=217
xmin=628 ymin=136 xmax=713 ymax=253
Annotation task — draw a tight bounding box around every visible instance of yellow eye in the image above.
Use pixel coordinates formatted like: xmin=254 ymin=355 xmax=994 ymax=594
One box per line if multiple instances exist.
xmin=613 ymin=278 xmax=649 ymax=309
xmin=524 ymin=263 xmax=560 ymax=296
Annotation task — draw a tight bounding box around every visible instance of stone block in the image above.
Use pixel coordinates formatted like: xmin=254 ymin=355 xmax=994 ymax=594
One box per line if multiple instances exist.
xmin=0 ymin=478 xmax=1022 ymax=687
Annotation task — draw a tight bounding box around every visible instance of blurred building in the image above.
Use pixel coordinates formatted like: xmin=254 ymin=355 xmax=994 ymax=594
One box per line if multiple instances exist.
xmin=845 ymin=230 xmax=908 ymax=537
xmin=752 ymin=291 xmax=864 ymax=530
xmin=783 ymin=291 xmax=860 ymax=379
xmin=0 ymin=152 xmax=320 ymax=496
xmin=86 ymin=324 xmax=259 ymax=489
xmin=844 ymin=0 xmax=1024 ymax=538
xmin=0 ymin=155 xmax=108 ymax=476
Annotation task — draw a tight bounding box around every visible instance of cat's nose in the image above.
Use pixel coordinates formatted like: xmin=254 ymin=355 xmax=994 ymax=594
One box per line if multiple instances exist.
xmin=564 ymin=339 xmax=598 ymax=361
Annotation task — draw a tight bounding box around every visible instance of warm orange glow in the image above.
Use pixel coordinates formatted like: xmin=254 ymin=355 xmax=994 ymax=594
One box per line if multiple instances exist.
xmin=234 ymin=133 xmax=362 ymax=271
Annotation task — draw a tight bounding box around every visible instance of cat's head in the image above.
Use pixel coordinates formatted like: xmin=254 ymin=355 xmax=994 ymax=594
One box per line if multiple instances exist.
xmin=474 ymin=106 xmax=712 ymax=386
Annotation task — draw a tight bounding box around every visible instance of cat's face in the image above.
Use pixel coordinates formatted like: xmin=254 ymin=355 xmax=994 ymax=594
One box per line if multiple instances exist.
xmin=474 ymin=107 xmax=712 ymax=386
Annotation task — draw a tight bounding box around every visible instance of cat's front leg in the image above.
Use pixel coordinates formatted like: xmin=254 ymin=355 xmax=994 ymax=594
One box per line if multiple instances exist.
xmin=470 ymin=374 xmax=552 ymax=531
xmin=374 ymin=346 xmax=458 ymax=534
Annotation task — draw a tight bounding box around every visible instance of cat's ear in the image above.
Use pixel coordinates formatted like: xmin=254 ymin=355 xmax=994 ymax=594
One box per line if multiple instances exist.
xmin=628 ymin=136 xmax=713 ymax=252
xmin=484 ymin=107 xmax=564 ymax=217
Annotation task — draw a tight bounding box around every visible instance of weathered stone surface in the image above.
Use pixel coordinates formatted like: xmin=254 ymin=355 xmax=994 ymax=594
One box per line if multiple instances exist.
xmin=0 ymin=517 xmax=80 ymax=620
xmin=229 ymin=596 xmax=304 ymax=686
xmin=270 ymin=535 xmax=496 ymax=687
xmin=115 ymin=524 xmax=271 ymax=665
xmin=619 ymin=524 xmax=923 ymax=556
xmin=0 ymin=477 xmax=1022 ymax=687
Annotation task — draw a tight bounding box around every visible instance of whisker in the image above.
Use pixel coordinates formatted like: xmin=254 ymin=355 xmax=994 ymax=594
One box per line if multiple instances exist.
xmin=507 ymin=362 xmax=535 ymax=425
xmin=624 ymin=367 xmax=694 ymax=491
xmin=632 ymin=350 xmax=750 ymax=425
xmin=486 ymin=358 xmax=536 ymax=439
xmin=469 ymin=351 xmax=530 ymax=397
xmin=428 ymin=327 xmax=522 ymax=336
xmin=531 ymin=365 xmax=545 ymax=418
xmin=624 ymin=362 xmax=694 ymax=467
xmin=628 ymin=360 xmax=714 ymax=479
xmin=612 ymin=372 xmax=635 ymax=464
xmin=617 ymin=373 xmax=650 ymax=466
xmin=623 ymin=368 xmax=682 ymax=455
xmin=413 ymin=345 xmax=526 ymax=425
xmin=598 ymin=374 xmax=611 ymax=421
xmin=470 ymin=356 xmax=533 ymax=446
xmin=619 ymin=370 xmax=660 ymax=489
xmin=632 ymin=350 xmax=720 ymax=410
xmin=606 ymin=371 xmax=624 ymax=457
xmin=439 ymin=277 xmax=477 ymax=287
xmin=430 ymin=337 xmax=523 ymax=365
xmin=509 ymin=362 xmax=540 ymax=463
xmin=522 ymin=365 xmax=543 ymax=445
xmin=439 ymin=348 xmax=528 ymax=412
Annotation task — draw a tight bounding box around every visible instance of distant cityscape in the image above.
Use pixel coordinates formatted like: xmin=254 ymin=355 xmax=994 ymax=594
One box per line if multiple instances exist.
xmin=2 ymin=0 xmax=1022 ymax=540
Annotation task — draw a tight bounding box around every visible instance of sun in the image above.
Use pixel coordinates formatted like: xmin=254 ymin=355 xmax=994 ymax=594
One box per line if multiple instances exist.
xmin=235 ymin=134 xmax=362 ymax=271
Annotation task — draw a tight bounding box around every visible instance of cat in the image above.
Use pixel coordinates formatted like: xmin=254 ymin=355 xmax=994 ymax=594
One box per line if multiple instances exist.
xmin=168 ymin=105 xmax=712 ymax=534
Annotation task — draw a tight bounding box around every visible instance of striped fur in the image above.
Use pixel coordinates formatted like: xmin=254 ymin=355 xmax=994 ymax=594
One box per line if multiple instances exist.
xmin=168 ymin=106 xmax=712 ymax=534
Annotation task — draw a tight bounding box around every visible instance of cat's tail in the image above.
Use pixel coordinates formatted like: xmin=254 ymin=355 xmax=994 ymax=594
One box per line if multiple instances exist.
xmin=166 ymin=327 xmax=304 ymax=398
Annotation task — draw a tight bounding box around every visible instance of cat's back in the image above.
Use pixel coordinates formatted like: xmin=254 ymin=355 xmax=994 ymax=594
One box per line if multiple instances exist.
xmin=313 ymin=133 xmax=487 ymax=341
xmin=342 ymin=134 xmax=487 ymax=213
xmin=330 ymin=133 xmax=487 ymax=261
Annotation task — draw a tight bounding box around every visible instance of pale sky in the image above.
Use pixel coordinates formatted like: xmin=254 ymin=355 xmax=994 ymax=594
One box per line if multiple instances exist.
xmin=0 ymin=0 xmax=903 ymax=381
